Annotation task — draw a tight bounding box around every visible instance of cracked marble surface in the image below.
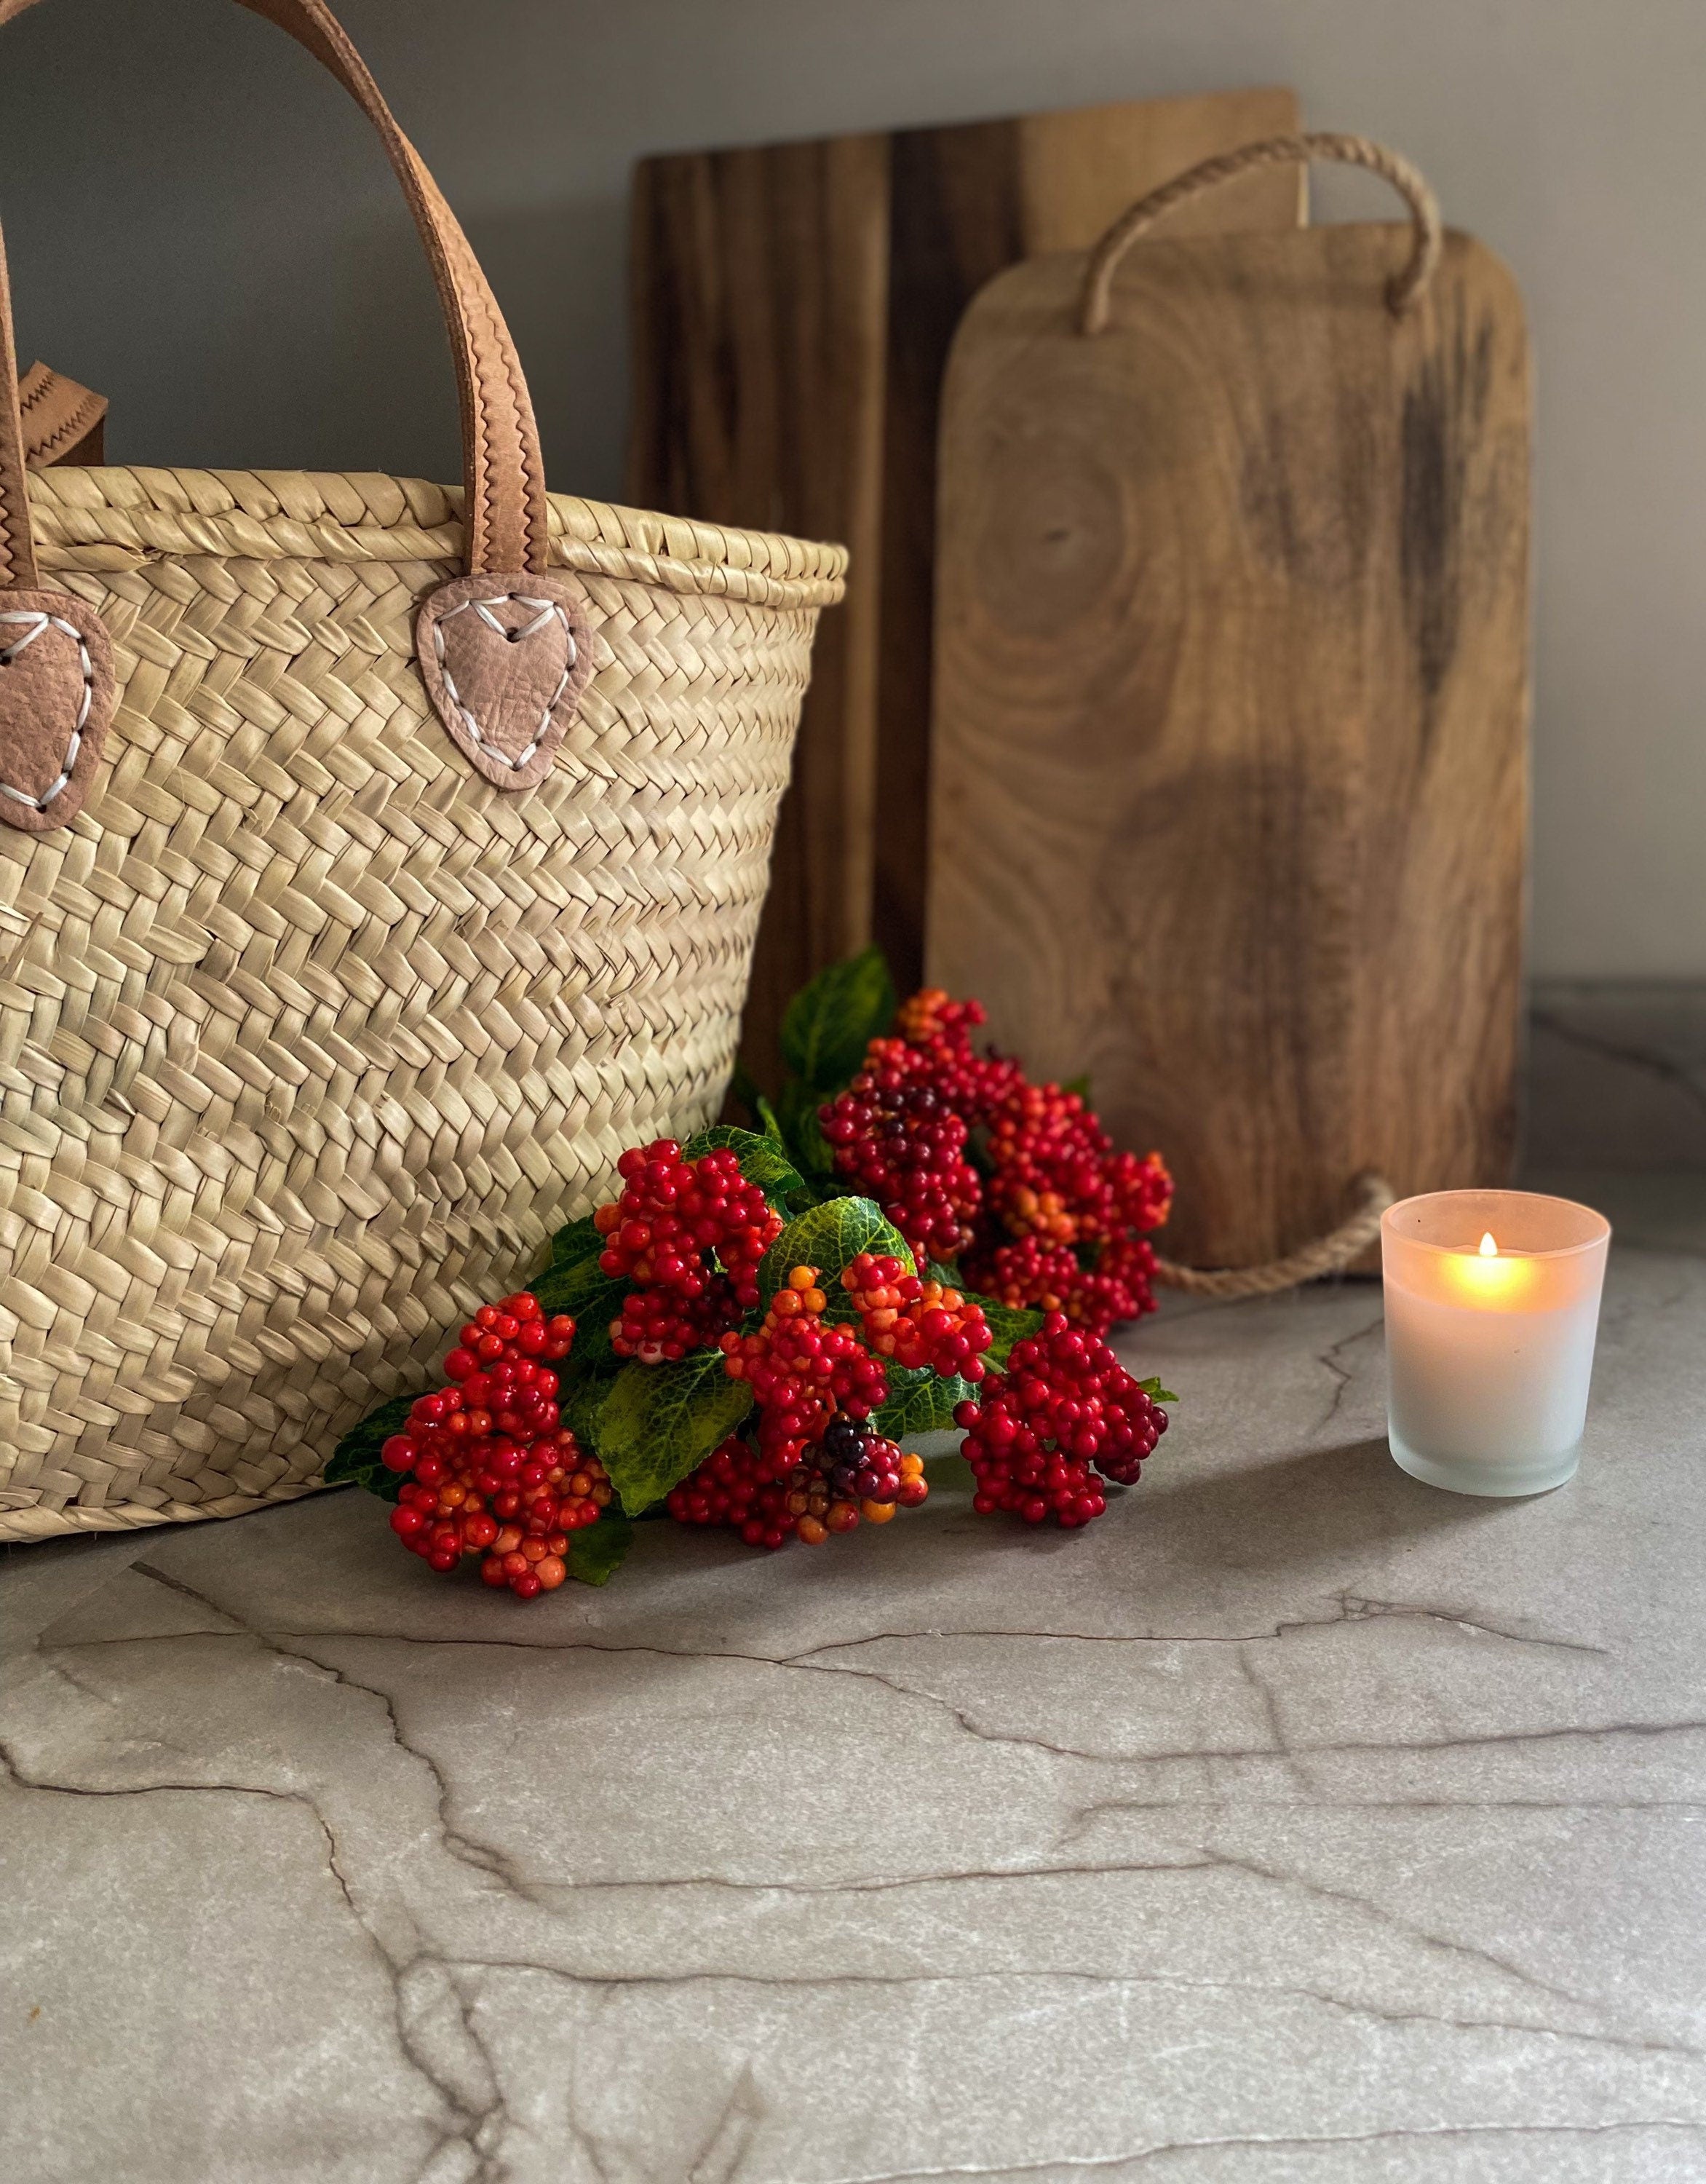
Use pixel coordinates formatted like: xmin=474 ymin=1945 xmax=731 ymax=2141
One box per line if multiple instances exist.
xmin=1526 ymin=980 xmax=1706 ymax=1170
xmin=4 ymin=1176 xmax=1705 ymax=2183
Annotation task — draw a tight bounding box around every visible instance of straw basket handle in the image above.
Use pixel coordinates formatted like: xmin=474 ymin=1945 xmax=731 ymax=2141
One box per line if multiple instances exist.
xmin=1078 ymin=131 xmax=1443 ymax=336
xmin=0 ymin=0 xmax=549 ymax=589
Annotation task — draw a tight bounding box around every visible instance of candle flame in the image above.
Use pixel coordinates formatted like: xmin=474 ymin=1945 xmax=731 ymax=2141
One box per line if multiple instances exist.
xmin=1478 ymin=1231 xmax=1499 ymax=1258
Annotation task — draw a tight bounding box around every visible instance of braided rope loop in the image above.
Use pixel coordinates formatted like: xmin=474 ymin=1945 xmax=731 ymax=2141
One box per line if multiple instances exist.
xmin=1154 ymin=1174 xmax=1395 ymax=1299
xmin=1079 ymin=131 xmax=1442 ymax=336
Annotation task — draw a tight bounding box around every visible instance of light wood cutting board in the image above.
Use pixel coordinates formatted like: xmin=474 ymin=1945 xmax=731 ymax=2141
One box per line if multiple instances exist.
xmin=927 ymin=146 xmax=1530 ymax=1269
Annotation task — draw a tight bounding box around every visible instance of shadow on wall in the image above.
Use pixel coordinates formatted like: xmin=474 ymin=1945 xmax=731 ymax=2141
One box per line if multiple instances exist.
xmin=13 ymin=175 xmax=629 ymax=502
xmin=18 ymin=196 xmax=630 ymax=505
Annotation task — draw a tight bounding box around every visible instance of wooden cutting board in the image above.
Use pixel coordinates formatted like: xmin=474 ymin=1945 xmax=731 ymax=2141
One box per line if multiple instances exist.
xmin=627 ymin=87 xmax=1304 ymax=1083
xmin=927 ymin=140 xmax=1530 ymax=1269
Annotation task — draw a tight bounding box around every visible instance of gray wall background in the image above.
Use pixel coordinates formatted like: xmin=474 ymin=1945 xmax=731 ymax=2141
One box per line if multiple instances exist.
xmin=3 ymin=0 xmax=1702 ymax=980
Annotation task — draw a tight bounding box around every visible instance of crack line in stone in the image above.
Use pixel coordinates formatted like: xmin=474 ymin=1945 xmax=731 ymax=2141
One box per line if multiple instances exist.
xmin=1 ymin=1735 xmax=509 ymax=2179
xmin=425 ymin=1952 xmax=1705 ymax=2066
xmin=1531 ymin=1007 xmax=1706 ymax=1125
xmin=1314 ymin=1313 xmax=1386 ymax=1433
xmin=814 ymin=2118 xmax=1706 ymax=2184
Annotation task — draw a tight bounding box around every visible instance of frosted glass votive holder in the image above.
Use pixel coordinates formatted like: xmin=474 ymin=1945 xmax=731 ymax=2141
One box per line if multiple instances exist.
xmin=1381 ymin=1190 xmax=1611 ymax=1497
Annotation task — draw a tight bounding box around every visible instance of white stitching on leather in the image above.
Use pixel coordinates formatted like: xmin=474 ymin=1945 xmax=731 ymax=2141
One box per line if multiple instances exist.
xmin=429 ymin=593 xmax=576 ymax=772
xmin=0 ymin=612 xmax=95 ymax=811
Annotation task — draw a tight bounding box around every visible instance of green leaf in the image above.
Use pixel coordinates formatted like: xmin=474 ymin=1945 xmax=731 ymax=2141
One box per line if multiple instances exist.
xmin=1061 ymin=1074 xmax=1092 ymax=1103
xmin=322 ymin=1391 xmax=416 ymax=1504
xmin=568 ymin=1512 xmax=635 ymax=1586
xmin=974 ymin=1296 xmax=1047 ymax=1369
xmin=588 ymin=1350 xmax=755 ymax=1516
xmin=562 ymin=1371 xmax=619 ymax=1444
xmin=1136 ymin=1376 xmax=1179 ymax=1406
xmin=755 ymin=1094 xmax=788 ymax=1155
xmin=779 ymin=946 xmax=895 ymax=1094
xmin=924 ymin=1267 xmax=1043 ymax=1370
xmin=531 ymin=1214 xmax=627 ymax=1377
xmin=872 ymin=1365 xmax=979 ymax=1439
xmin=778 ymin=1076 xmax=838 ymax=1180
xmin=756 ymin=1195 xmax=915 ymax=1316
xmin=680 ymin=1124 xmax=804 ymax=1203
xmin=542 ymin=1212 xmax=602 ymax=1272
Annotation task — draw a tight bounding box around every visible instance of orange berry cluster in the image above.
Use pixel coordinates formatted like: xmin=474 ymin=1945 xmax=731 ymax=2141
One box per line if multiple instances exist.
xmin=720 ymin=1265 xmax=890 ymax=1473
xmin=840 ymin=1252 xmax=991 ymax=1381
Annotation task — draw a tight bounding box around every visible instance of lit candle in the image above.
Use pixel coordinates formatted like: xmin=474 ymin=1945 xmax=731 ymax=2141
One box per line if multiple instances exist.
xmin=1381 ymin=1190 xmax=1611 ymax=1496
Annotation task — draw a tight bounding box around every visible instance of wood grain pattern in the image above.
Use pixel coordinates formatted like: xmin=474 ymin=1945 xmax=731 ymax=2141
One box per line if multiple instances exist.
xmin=928 ymin=226 xmax=1530 ymax=1268
xmin=630 ymin=137 xmax=889 ymax=1086
xmin=627 ymin=90 xmax=1302 ymax=1078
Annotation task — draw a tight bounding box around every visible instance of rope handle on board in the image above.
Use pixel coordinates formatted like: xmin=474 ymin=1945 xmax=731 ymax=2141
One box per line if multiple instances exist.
xmin=1153 ymin=1173 xmax=1394 ymax=1299
xmin=1078 ymin=131 xmax=1443 ymax=336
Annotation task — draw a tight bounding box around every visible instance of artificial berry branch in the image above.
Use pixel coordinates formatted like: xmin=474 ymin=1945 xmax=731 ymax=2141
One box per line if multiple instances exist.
xmin=328 ymin=952 xmax=1178 ymax=1594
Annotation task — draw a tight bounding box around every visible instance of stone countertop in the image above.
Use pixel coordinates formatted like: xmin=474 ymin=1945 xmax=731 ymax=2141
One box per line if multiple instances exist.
xmin=4 ymin=1176 xmax=1705 ymax=2184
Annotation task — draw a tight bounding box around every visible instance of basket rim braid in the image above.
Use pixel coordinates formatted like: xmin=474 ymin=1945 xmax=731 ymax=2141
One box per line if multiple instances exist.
xmin=29 ymin=468 xmax=848 ymax=609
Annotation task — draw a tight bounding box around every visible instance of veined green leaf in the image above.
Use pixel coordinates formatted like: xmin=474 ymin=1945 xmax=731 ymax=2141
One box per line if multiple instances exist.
xmin=681 ymin=1124 xmax=804 ymax=1203
xmin=778 ymin=1076 xmax=838 ymax=1180
xmin=872 ymin=1365 xmax=978 ymax=1439
xmin=779 ymin=946 xmax=895 ymax=1095
xmin=756 ymin=1195 xmax=914 ymax=1316
xmin=531 ymin=1214 xmax=626 ymax=1377
xmin=972 ymin=1295 xmax=1045 ymax=1369
xmin=568 ymin=1512 xmax=635 ymax=1586
xmin=589 ymin=1350 xmax=755 ymax=1516
xmin=563 ymin=1371 xmax=619 ymax=1444
xmin=543 ymin=1213 xmax=602 ymax=1272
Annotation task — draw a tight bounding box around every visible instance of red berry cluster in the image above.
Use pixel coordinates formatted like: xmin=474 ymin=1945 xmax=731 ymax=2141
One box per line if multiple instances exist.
xmin=841 ymin=1253 xmax=991 ymax=1381
xmin=954 ymin=1313 xmax=1168 ymax=1527
xmin=849 ymin=987 xmax=1173 ymax=1340
xmin=667 ymin=1423 xmax=928 ymax=1548
xmin=892 ymin=989 xmax=1023 ymax=1125
xmin=382 ymin=1293 xmax=613 ymax=1595
xmin=612 ymin=1273 xmax=740 ymax=1365
xmin=595 ymin=1139 xmax=783 ymax=1337
xmin=972 ymin=1230 xmax=1161 ymax=1334
xmin=719 ymin=1265 xmax=889 ymax=1473
xmin=819 ymin=1052 xmax=982 ymax=1267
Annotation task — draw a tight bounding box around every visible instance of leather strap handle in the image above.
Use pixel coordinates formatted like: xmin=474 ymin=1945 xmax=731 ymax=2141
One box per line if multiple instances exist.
xmin=0 ymin=0 xmax=550 ymax=591
xmin=1079 ymin=131 xmax=1443 ymax=336
xmin=0 ymin=224 xmax=38 ymax=587
xmin=20 ymin=363 xmax=107 ymax=467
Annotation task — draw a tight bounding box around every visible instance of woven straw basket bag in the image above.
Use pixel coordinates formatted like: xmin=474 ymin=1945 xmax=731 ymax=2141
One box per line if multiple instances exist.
xmin=0 ymin=0 xmax=844 ymax=1543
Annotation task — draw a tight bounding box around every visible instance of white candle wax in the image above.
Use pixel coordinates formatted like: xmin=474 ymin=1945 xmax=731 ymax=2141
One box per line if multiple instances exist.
xmin=1381 ymin=1190 xmax=1610 ymax=1497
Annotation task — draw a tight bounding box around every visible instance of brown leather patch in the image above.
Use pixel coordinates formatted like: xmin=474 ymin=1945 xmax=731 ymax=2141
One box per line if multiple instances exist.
xmin=0 ymin=587 xmax=115 ymax=834
xmin=416 ymin=571 xmax=595 ymax=791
